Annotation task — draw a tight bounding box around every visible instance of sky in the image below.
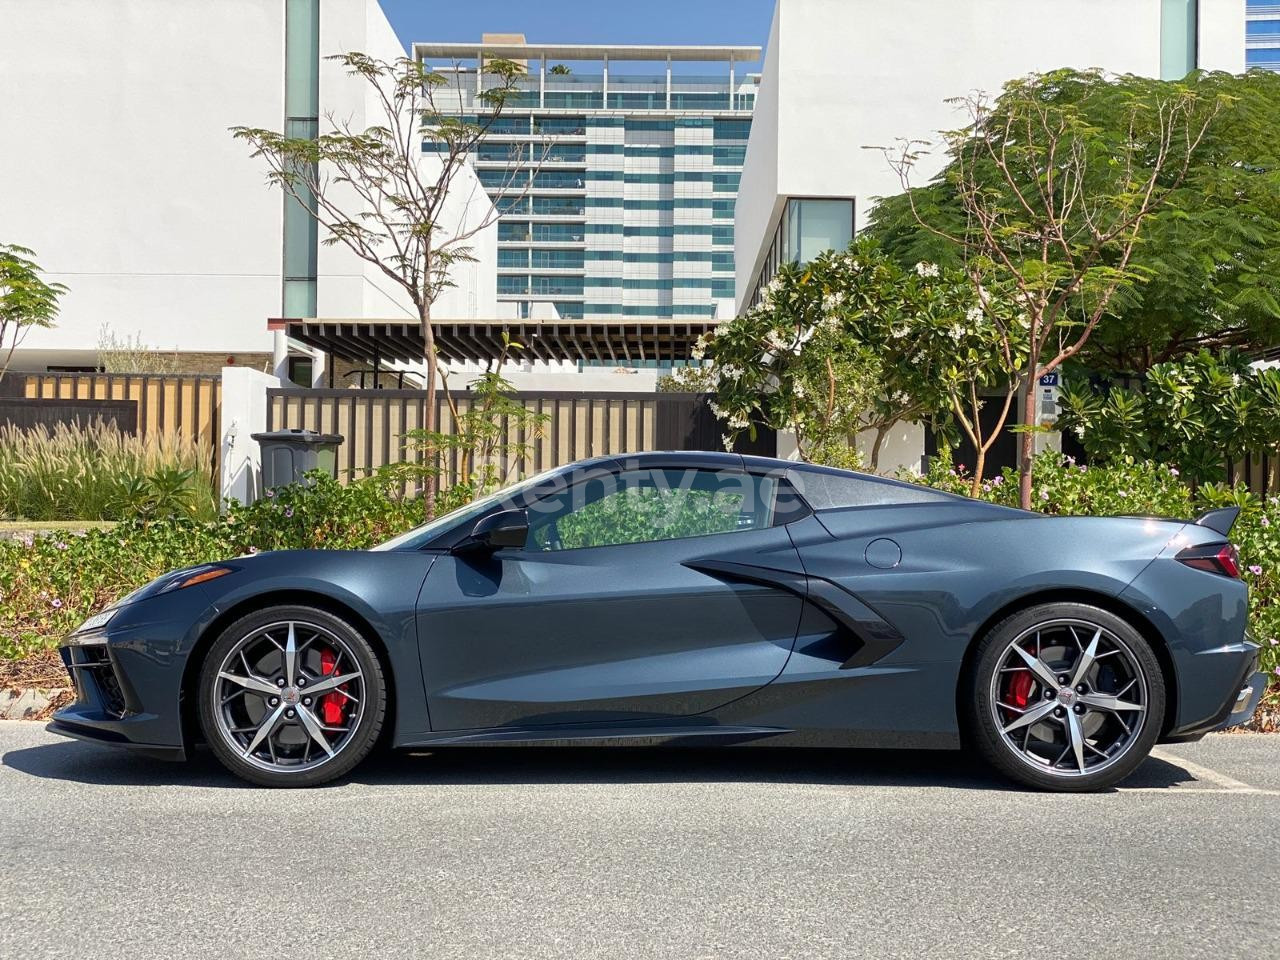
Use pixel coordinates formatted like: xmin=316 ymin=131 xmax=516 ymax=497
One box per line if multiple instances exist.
xmin=377 ymin=0 xmax=775 ymax=72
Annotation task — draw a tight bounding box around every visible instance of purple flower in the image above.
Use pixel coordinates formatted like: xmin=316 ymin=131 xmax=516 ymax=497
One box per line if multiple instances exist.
xmin=265 ymin=489 xmax=275 ymax=499
xmin=1249 ymin=564 xmax=1263 ymax=576
xmin=248 ymin=546 xmax=259 ymax=555
xmin=1263 ymin=517 xmax=1271 ymax=528
xmin=1079 ymin=465 xmax=1088 ymax=473
xmin=992 ymin=476 xmax=1003 ymax=486
xmin=1168 ymin=467 xmax=1179 ymax=477
xmin=1270 ymin=638 xmax=1278 ymax=646
xmin=1039 ymin=490 xmax=1049 ymax=501
xmin=51 ymin=598 xmax=62 ymax=609
xmin=55 ymin=541 xmax=68 ymax=551
xmin=284 ymin=507 xmax=294 ymax=518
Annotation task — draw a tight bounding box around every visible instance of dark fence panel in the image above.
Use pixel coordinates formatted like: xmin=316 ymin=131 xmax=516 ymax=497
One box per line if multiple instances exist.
xmin=0 ymin=397 xmax=138 ymax=434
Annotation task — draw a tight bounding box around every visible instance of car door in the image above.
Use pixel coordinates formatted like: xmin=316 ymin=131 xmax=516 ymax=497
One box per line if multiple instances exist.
xmin=416 ymin=464 xmax=807 ymax=731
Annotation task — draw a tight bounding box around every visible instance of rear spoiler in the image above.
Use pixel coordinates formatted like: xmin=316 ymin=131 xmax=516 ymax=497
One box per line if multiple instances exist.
xmin=1194 ymin=507 xmax=1240 ymax=537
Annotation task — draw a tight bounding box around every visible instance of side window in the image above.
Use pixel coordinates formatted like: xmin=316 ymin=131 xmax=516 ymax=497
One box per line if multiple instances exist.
xmin=785 ymin=468 xmax=950 ymax=510
xmin=526 ymin=468 xmax=779 ymax=552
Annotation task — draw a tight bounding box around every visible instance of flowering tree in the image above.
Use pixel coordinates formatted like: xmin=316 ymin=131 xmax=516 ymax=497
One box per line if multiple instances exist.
xmin=877 ymin=69 xmax=1233 ymax=508
xmin=700 ymin=240 xmax=1021 ymax=491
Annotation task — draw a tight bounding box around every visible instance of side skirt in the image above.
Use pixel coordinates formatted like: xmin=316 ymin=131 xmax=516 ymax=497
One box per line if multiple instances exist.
xmin=396 ymin=723 xmax=790 ymax=749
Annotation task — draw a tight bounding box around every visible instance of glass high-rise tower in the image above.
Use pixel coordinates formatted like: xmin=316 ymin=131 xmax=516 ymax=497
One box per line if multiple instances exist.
xmin=1247 ymin=0 xmax=1280 ymax=70
xmin=415 ymin=40 xmax=760 ymax=326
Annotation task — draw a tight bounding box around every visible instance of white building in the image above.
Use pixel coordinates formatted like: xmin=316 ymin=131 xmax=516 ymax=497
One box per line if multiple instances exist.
xmin=0 ymin=0 xmax=498 ymax=383
xmin=734 ymin=0 xmax=1246 ymax=467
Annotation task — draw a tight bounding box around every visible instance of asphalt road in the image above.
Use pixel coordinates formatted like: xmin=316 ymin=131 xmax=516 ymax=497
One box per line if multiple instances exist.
xmin=2 ymin=721 xmax=1277 ymax=960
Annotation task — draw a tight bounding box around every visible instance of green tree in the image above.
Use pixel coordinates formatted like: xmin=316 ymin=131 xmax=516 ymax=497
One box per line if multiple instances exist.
xmin=871 ymin=70 xmax=1280 ymax=377
xmin=232 ymin=53 xmax=536 ymax=514
xmin=0 ymin=244 xmax=67 ymax=386
xmin=872 ymin=69 xmax=1243 ymax=507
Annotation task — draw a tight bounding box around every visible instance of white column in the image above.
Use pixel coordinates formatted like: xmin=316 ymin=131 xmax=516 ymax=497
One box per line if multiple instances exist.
xmin=729 ymin=57 xmax=735 ymax=110
xmin=540 ymin=54 xmax=546 ymax=108
xmin=475 ymin=49 xmax=482 ymax=96
xmin=271 ymin=330 xmax=289 ymax=379
xmin=665 ymin=55 xmax=671 ymax=110
xmin=602 ymin=53 xmax=608 ymax=105
xmin=310 ymin=346 xmax=326 ymax=387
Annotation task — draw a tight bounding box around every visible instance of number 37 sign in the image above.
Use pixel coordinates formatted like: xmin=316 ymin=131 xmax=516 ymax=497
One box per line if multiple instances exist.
xmin=1037 ymin=372 xmax=1061 ymax=427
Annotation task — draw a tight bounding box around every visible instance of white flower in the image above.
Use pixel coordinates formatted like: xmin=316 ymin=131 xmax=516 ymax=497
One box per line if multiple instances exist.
xmin=1231 ymin=373 xmax=1242 ymax=388
xmin=915 ymin=261 xmax=939 ymax=278
xmin=966 ymin=305 xmax=984 ymax=325
xmin=721 ymin=434 xmax=736 ymax=452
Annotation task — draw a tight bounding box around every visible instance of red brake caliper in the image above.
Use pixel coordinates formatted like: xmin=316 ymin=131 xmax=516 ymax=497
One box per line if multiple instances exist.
xmin=319 ymin=647 xmax=348 ymax=726
xmin=1005 ymin=669 xmax=1034 ymax=709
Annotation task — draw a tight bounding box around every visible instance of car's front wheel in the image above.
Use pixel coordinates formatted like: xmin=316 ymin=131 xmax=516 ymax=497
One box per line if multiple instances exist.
xmin=965 ymin=602 xmax=1165 ymax=792
xmin=197 ymin=605 xmax=385 ymax=787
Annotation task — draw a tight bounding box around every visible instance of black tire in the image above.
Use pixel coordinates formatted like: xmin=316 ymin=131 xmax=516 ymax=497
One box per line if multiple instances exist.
xmin=963 ymin=602 xmax=1165 ymax=793
xmin=197 ymin=605 xmax=386 ymax=787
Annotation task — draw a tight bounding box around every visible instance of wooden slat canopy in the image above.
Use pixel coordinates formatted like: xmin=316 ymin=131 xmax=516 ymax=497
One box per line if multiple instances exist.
xmin=269 ymin=318 xmax=719 ymax=365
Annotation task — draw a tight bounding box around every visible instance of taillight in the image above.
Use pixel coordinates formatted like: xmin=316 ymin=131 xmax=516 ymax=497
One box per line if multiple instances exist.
xmin=1177 ymin=543 xmax=1241 ymax=578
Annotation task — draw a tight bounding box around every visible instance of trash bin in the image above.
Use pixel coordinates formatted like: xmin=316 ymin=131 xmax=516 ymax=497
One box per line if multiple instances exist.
xmin=251 ymin=428 xmax=343 ymax=489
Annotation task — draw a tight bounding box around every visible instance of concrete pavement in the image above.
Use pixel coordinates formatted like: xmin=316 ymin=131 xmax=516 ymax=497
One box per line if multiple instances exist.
xmin=2 ymin=720 xmax=1277 ymax=960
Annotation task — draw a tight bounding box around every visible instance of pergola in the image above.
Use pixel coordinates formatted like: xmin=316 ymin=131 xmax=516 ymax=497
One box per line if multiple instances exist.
xmin=269 ymin=317 xmax=718 ymax=370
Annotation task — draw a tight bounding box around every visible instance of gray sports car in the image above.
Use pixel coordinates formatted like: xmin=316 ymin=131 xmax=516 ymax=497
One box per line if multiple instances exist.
xmin=51 ymin=452 xmax=1267 ymax=791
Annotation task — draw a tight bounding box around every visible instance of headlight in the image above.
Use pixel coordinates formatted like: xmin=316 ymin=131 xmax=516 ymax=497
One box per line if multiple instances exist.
xmin=71 ymin=608 xmax=117 ymax=637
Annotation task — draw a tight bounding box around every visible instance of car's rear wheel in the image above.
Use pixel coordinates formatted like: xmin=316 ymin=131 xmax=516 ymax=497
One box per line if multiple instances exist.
xmin=197 ymin=605 xmax=385 ymax=787
xmin=965 ymin=602 xmax=1165 ymax=792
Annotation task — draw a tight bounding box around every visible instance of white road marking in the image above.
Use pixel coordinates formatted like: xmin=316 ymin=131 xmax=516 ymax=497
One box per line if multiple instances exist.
xmin=1146 ymin=747 xmax=1268 ymax=793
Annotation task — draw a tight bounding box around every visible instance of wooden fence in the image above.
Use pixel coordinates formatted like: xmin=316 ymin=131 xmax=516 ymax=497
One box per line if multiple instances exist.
xmin=265 ymin=389 xmax=775 ymax=487
xmin=23 ymin=373 xmax=221 ymax=449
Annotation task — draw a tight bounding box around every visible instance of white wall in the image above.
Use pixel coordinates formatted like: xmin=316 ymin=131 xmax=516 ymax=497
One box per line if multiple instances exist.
xmin=0 ymin=0 xmax=286 ymax=357
xmin=220 ymin=366 xmax=284 ymax=505
xmin=736 ymin=0 xmax=1247 ymax=309
xmin=0 ymin=0 xmax=496 ymax=372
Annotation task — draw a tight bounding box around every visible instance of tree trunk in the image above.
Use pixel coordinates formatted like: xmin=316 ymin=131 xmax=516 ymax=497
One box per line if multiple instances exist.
xmin=869 ymin=424 xmax=889 ymax=474
xmin=1018 ymin=375 xmax=1037 ymax=510
xmin=420 ymin=303 xmax=439 ymax=520
xmin=968 ymin=445 xmax=987 ymax=499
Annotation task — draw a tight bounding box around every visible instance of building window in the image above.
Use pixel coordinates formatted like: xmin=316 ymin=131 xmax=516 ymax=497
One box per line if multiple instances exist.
xmin=750 ymin=198 xmax=855 ymax=308
xmin=1160 ymin=0 xmax=1199 ymax=79
xmin=785 ymin=198 xmax=855 ymax=266
xmin=287 ymin=355 xmax=314 ymax=388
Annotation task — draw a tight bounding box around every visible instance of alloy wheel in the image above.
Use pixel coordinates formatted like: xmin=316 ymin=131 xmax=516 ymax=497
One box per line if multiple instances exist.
xmin=988 ymin=618 xmax=1149 ymax=779
xmin=211 ymin=620 xmax=365 ymax=774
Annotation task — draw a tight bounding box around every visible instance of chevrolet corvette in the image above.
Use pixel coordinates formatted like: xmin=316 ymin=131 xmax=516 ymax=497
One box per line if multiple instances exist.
xmin=51 ymin=452 xmax=1267 ymax=791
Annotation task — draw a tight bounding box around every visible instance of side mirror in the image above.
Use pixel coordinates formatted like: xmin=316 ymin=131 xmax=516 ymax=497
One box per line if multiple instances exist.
xmin=456 ymin=508 xmax=528 ymax=554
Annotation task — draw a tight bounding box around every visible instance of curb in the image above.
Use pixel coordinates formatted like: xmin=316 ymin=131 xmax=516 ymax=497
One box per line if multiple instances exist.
xmin=0 ymin=686 xmax=71 ymax=720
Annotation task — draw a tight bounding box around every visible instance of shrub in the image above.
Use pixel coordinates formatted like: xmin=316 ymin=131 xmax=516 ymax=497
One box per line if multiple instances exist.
xmin=0 ymin=421 xmax=217 ymax=521
xmin=0 ymin=472 xmax=422 ymax=660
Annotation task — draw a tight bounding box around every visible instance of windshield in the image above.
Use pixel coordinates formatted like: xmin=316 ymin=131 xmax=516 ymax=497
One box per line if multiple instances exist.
xmin=369 ymin=466 xmax=566 ymax=551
